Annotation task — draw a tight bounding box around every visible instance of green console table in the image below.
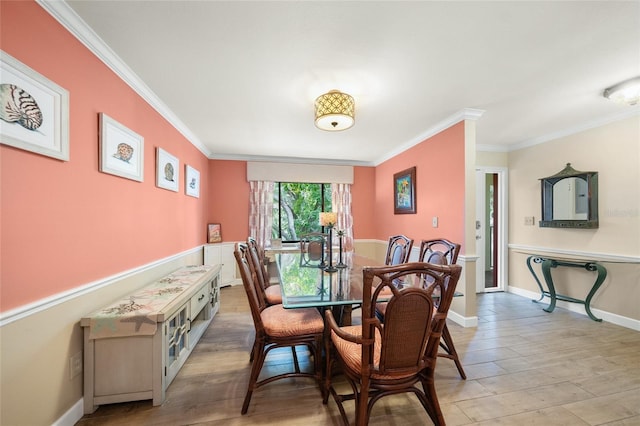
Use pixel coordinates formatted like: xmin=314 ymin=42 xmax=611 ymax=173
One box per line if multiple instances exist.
xmin=526 ymin=255 xmax=607 ymax=322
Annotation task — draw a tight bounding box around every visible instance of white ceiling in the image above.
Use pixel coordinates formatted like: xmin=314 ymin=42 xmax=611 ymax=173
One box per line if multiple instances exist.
xmin=50 ymin=1 xmax=640 ymax=165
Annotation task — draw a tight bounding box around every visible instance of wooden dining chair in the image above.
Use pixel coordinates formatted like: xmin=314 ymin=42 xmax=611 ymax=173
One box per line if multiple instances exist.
xmin=384 ymin=235 xmax=413 ymax=265
xmin=247 ymin=237 xmax=282 ymax=305
xmin=419 ymin=239 xmax=466 ymax=380
xmin=234 ymin=243 xmax=324 ymax=415
xmin=300 ymin=233 xmax=327 ymax=266
xmin=377 ymin=238 xmax=466 ymax=379
xmin=323 ymin=262 xmax=462 ymax=426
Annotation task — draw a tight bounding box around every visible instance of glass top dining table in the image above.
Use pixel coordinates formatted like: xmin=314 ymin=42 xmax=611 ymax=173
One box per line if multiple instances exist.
xmin=275 ymin=251 xmax=385 ymax=310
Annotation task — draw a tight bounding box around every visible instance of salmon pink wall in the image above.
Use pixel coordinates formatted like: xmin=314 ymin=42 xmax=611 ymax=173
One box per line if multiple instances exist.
xmin=374 ymin=123 xmax=466 ymax=251
xmin=352 ymin=166 xmax=376 ymax=239
xmin=207 ymin=160 xmax=249 ymax=241
xmin=1 ymin=1 xmax=211 ymax=312
xmin=204 ymin=162 xmax=377 ymax=242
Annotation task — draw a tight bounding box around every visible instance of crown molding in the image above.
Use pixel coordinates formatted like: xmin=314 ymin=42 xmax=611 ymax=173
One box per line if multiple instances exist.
xmin=373 ymin=108 xmax=485 ymax=166
xmin=36 ymin=0 xmax=212 ymax=158
xmin=508 ymin=107 xmax=640 ymax=152
xmin=477 ymin=144 xmax=510 ymax=153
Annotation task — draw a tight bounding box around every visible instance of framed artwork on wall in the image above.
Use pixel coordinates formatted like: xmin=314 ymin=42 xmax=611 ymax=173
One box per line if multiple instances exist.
xmin=0 ymin=50 xmax=70 ymax=161
xmin=393 ymin=166 xmax=417 ymax=214
xmin=207 ymin=223 xmax=222 ymax=243
xmin=156 ymin=147 xmax=179 ymax=192
xmin=99 ymin=113 xmax=144 ymax=182
xmin=185 ymin=165 xmax=200 ymax=198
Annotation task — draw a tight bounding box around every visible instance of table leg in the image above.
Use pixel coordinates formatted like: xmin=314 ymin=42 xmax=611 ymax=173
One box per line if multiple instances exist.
xmin=330 ymin=305 xmax=353 ymax=326
xmin=526 ymin=256 xmax=546 ymax=302
xmin=541 ymin=259 xmax=558 ymax=313
xmin=583 ymin=262 xmax=606 ymax=322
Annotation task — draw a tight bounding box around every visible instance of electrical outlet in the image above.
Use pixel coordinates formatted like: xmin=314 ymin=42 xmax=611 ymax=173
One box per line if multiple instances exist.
xmin=70 ymin=351 xmax=82 ymax=379
xmin=432 ymin=216 xmax=438 ymax=228
xmin=524 ymin=216 xmax=535 ymax=226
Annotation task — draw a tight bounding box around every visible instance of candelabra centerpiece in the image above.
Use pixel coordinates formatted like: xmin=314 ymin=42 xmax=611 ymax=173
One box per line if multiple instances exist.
xmin=319 ymin=212 xmax=338 ymax=272
xmin=336 ymin=229 xmax=347 ymax=268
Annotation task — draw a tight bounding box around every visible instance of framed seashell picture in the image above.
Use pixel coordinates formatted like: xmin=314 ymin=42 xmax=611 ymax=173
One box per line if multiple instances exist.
xmin=156 ymin=147 xmax=179 ymax=192
xmin=185 ymin=165 xmax=200 ymax=198
xmin=99 ymin=113 xmax=144 ymax=182
xmin=0 ymin=50 xmax=69 ymax=161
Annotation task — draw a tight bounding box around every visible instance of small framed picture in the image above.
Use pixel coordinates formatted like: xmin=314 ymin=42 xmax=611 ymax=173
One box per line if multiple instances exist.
xmin=156 ymin=147 xmax=179 ymax=192
xmin=0 ymin=50 xmax=70 ymax=161
xmin=208 ymin=223 xmax=222 ymax=243
xmin=99 ymin=113 xmax=144 ymax=182
xmin=394 ymin=166 xmax=417 ymax=214
xmin=185 ymin=165 xmax=200 ymax=198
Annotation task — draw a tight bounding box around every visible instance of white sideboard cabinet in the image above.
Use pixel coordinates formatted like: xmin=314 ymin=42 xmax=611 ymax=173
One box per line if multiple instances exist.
xmin=204 ymin=243 xmax=240 ymax=286
xmin=81 ymin=264 xmax=221 ymax=413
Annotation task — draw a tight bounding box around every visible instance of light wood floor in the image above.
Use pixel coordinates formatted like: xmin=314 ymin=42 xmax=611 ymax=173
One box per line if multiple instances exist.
xmin=77 ymin=286 xmax=640 ymax=425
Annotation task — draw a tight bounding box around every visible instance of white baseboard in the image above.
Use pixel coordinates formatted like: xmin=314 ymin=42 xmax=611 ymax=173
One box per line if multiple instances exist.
xmin=52 ymin=398 xmax=83 ymax=426
xmin=507 ymin=286 xmax=640 ymax=331
xmin=447 ymin=309 xmax=478 ymax=328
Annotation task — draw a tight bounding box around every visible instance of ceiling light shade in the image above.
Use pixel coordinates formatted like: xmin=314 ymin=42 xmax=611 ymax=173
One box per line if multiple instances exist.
xmin=603 ymin=76 xmax=640 ymax=106
xmin=314 ymin=90 xmax=355 ymax=131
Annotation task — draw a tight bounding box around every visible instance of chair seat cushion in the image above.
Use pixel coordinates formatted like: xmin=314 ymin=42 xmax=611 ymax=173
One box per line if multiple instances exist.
xmin=331 ymin=325 xmax=417 ymax=380
xmin=261 ymin=304 xmax=324 ymax=337
xmin=265 ymin=284 xmax=283 ymax=304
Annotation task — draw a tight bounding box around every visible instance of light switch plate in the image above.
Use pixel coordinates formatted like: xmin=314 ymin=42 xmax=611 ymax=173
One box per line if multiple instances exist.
xmin=432 ymin=216 xmax=438 ymax=227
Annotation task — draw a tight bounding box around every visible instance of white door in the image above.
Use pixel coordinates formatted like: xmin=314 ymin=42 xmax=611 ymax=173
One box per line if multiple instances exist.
xmin=475 ymin=167 xmax=507 ymax=293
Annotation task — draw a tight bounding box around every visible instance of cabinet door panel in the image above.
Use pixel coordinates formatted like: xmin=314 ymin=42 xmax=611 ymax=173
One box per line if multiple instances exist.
xmin=205 ymin=244 xmax=237 ymax=286
xmin=166 ymin=306 xmax=188 ymax=382
xmin=204 ymin=245 xmax=221 ymax=265
xmin=94 ymin=337 xmax=153 ymax=395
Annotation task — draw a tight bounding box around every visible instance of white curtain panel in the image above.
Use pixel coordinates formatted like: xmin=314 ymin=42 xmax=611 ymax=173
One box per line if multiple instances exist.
xmin=249 ymin=181 xmax=274 ymax=248
xmin=332 ymin=183 xmax=354 ymax=251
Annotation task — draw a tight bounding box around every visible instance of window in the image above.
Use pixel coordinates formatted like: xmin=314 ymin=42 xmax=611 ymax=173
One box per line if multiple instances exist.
xmin=273 ymin=182 xmax=332 ymax=242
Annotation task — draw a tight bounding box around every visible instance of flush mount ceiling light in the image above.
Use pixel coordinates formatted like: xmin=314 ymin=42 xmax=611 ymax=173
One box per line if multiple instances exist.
xmin=603 ymin=76 xmax=640 ymax=106
xmin=314 ymin=90 xmax=355 ymax=131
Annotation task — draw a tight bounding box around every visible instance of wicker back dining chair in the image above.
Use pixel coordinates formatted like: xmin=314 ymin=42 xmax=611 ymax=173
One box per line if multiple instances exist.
xmin=418 ymin=238 xmax=465 ymax=379
xmin=323 ymin=261 xmax=462 ymax=426
xmin=234 ymin=243 xmax=324 ymax=414
xmin=377 ymin=238 xmax=466 ymax=379
xmin=247 ymin=237 xmax=281 ymax=305
xmin=384 ymin=235 xmax=414 ymax=265
xmin=300 ymin=233 xmax=328 ymax=265
xmin=419 ymin=238 xmax=460 ymax=266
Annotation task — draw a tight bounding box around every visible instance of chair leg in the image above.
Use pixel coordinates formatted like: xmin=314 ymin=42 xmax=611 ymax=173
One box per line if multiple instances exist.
xmin=420 ymin=373 xmax=445 ymax=426
xmin=355 ymin=378 xmax=370 ymax=426
xmin=323 ymin=333 xmax=333 ymax=404
xmin=313 ymin=336 xmax=323 ymax=386
xmin=249 ymin=336 xmax=256 ymax=362
xmin=440 ymin=323 xmax=466 ymax=379
xmin=291 ymin=346 xmax=301 ymax=373
xmin=241 ymin=340 xmax=266 ymax=414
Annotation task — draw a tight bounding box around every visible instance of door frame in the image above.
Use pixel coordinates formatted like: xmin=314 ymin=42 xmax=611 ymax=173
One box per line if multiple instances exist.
xmin=475 ymin=166 xmax=508 ymax=293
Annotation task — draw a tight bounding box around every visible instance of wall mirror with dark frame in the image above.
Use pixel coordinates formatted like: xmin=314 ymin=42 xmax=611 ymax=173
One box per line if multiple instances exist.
xmin=539 ymin=163 xmax=599 ymax=228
